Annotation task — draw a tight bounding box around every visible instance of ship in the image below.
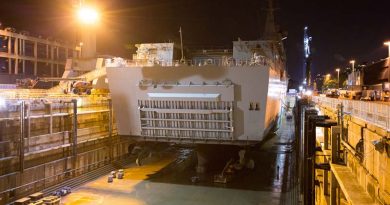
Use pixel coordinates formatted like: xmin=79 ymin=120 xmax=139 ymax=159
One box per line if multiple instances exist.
xmin=105 ymin=0 xmax=287 ymax=146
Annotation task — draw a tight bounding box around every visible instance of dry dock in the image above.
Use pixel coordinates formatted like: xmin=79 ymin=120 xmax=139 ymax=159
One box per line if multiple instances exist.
xmin=60 ymin=114 xmax=298 ymax=205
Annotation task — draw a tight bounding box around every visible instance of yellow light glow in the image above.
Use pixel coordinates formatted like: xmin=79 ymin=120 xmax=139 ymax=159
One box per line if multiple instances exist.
xmin=325 ymin=74 xmax=331 ymax=81
xmin=335 ymin=68 xmax=340 ymax=72
xmin=77 ymin=6 xmax=99 ymax=25
xmin=349 ymin=60 xmax=355 ymax=64
xmin=77 ymin=98 xmax=83 ymax=107
xmin=384 ymin=41 xmax=390 ymax=46
xmin=304 ymin=90 xmax=313 ymax=96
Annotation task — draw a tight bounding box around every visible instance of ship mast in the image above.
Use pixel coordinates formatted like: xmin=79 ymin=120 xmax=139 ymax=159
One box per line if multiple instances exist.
xmin=179 ymin=26 xmax=185 ymax=63
xmin=303 ymin=26 xmax=312 ymax=87
xmin=263 ymin=0 xmax=278 ymax=40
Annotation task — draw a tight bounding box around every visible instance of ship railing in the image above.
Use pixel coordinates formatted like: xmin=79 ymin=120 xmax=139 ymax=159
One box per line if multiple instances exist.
xmin=0 ymin=89 xmax=109 ymax=101
xmin=105 ymin=57 xmax=271 ymax=68
xmin=313 ymin=96 xmax=390 ymax=132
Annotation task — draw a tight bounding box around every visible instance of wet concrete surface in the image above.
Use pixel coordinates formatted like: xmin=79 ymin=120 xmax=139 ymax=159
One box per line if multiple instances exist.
xmin=61 ymin=115 xmax=297 ymax=205
xmin=148 ymin=115 xmax=297 ymax=192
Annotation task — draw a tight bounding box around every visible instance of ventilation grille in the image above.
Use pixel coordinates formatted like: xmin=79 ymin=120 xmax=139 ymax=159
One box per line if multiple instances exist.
xmin=138 ymin=100 xmax=234 ymax=140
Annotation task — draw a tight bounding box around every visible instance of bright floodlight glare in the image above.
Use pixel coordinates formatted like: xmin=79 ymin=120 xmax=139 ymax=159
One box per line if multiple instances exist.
xmin=336 ymin=68 xmax=340 ymax=72
xmin=77 ymin=6 xmax=99 ymax=24
xmin=349 ymin=60 xmax=355 ymax=64
xmin=0 ymin=97 xmax=6 ymax=110
xmin=304 ymin=90 xmax=313 ymax=96
xmin=77 ymin=98 xmax=83 ymax=107
xmin=384 ymin=41 xmax=390 ymax=46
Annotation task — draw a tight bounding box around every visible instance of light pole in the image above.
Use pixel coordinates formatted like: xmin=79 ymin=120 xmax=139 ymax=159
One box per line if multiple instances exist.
xmin=77 ymin=6 xmax=99 ymax=25
xmin=179 ymin=27 xmax=185 ymax=63
xmin=385 ymin=41 xmax=390 ymax=84
xmin=75 ymin=3 xmax=99 ymax=60
xmin=335 ymin=68 xmax=340 ymax=89
xmin=349 ymin=60 xmax=355 ymax=85
xmin=385 ymin=41 xmax=390 ymax=57
xmin=78 ymin=42 xmax=83 ymax=58
xmin=349 ymin=60 xmax=355 ymax=72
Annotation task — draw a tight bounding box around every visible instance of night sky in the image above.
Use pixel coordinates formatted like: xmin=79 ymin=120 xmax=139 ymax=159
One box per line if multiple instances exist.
xmin=0 ymin=0 xmax=389 ymax=82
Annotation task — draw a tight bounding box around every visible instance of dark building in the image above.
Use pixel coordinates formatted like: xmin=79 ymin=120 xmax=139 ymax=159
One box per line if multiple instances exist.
xmin=363 ymin=58 xmax=389 ymax=89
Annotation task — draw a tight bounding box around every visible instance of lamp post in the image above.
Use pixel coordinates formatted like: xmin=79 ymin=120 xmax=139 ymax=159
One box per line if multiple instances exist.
xmin=75 ymin=3 xmax=99 ymax=60
xmin=335 ymin=68 xmax=340 ymax=89
xmin=78 ymin=42 xmax=83 ymax=58
xmin=349 ymin=60 xmax=355 ymax=72
xmin=384 ymin=41 xmax=390 ymax=57
xmin=349 ymin=60 xmax=355 ymax=86
xmin=385 ymin=41 xmax=390 ymax=84
xmin=77 ymin=6 xmax=99 ymax=25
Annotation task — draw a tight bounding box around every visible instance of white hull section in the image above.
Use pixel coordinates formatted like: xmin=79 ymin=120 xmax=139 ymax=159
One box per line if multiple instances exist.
xmin=107 ymin=64 xmax=286 ymax=145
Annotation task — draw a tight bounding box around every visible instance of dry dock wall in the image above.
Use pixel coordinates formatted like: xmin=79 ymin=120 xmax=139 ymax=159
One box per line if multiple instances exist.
xmin=0 ymin=96 xmax=133 ymax=204
xmin=314 ymin=96 xmax=390 ymax=204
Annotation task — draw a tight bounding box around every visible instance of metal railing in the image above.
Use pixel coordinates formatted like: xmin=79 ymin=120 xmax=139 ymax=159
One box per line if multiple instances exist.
xmin=313 ymin=96 xmax=390 ymax=131
xmin=0 ymin=90 xmax=109 ymax=102
xmin=105 ymin=57 xmax=271 ymax=68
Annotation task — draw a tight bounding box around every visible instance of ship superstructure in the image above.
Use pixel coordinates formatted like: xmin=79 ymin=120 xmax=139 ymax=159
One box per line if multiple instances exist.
xmin=106 ymin=43 xmax=286 ymax=145
xmin=105 ymin=0 xmax=286 ymax=145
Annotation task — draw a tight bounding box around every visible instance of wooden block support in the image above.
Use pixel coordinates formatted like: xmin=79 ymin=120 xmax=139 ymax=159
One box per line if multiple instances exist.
xmin=331 ymin=126 xmax=341 ymax=163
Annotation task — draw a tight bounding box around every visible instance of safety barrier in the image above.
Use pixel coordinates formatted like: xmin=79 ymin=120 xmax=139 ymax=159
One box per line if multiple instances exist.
xmin=105 ymin=57 xmax=271 ymax=68
xmin=0 ymin=88 xmax=109 ymax=101
xmin=312 ymin=96 xmax=390 ymax=131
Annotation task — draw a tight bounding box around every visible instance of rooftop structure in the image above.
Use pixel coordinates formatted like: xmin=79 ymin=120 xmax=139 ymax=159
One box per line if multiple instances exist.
xmin=0 ymin=28 xmax=79 ymax=85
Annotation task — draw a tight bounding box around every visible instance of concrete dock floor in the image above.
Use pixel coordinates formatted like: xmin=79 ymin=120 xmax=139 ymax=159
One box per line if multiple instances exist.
xmin=61 ymin=115 xmax=297 ymax=205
